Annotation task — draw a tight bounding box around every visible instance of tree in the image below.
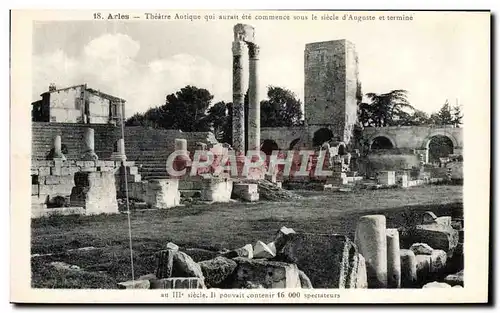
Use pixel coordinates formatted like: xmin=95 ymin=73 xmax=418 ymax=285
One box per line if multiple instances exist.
xmin=360 ymin=90 xmax=414 ymax=127
xmin=429 ymin=100 xmax=454 ymax=125
xmin=396 ymin=109 xmax=431 ymax=126
xmin=125 ymin=85 xmax=215 ymax=132
xmin=260 ymin=86 xmax=303 ymax=127
xmin=452 ymin=103 xmax=463 ymax=126
xmin=205 ymin=101 xmax=230 ymax=142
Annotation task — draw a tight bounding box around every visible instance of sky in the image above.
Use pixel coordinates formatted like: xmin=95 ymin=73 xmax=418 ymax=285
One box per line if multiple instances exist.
xmin=31 ymin=12 xmax=488 ymax=118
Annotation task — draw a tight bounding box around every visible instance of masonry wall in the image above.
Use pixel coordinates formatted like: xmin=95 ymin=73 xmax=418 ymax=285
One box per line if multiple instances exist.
xmin=49 ymin=86 xmax=84 ymax=123
xmin=362 ymin=126 xmax=464 ymax=151
xmin=304 ymin=40 xmax=359 ymax=145
xmin=260 ymin=126 xmax=310 ymax=151
xmin=87 ymin=93 xmax=110 ymax=124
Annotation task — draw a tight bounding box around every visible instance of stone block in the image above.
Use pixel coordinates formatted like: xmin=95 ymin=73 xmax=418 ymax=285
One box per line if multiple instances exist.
xmin=231 ymin=257 xmax=301 ymax=289
xmin=444 ymin=270 xmax=463 ymax=287
xmin=50 ymin=166 xmax=62 ymax=176
xmin=279 ymin=233 xmax=358 ymax=288
xmin=198 ymin=256 xmax=237 ymax=288
xmin=222 ymin=244 xmax=253 ymax=259
xmin=200 ymin=177 xmax=233 ymax=202
xmin=253 ymin=241 xmax=276 ymax=259
xmin=31 ymin=184 xmax=39 ymax=196
xmin=166 ymin=242 xmax=179 ymax=251
xmin=400 ymin=249 xmax=417 ymax=288
xmin=172 ymin=251 xmax=204 ymax=279
xmin=435 ymin=216 xmax=452 ymax=227
xmin=143 ymin=179 xmax=180 ymax=209
xmin=80 ymin=167 xmax=97 ymax=172
xmin=31 ymin=207 xmax=85 ymax=218
xmin=233 ymin=183 xmax=258 ymax=194
xmin=410 ymin=243 xmax=434 ymax=255
xmin=422 ymin=281 xmax=452 ymax=288
xmin=117 ymin=280 xmax=150 ymax=289
xmin=409 ymin=224 xmax=459 ymax=255
xmin=274 ymin=226 xmax=296 ymax=252
xmin=415 ymin=254 xmax=431 ymax=284
xmin=38 ymin=183 xmax=74 ymax=197
xmin=183 ymin=248 xmax=218 ymax=263
xmin=155 ymin=250 xmax=175 ymax=279
xmin=298 ymin=270 xmax=313 ymax=288
xmin=378 ymin=171 xmax=396 ymax=186
xmin=429 ymin=249 xmax=447 ymax=273
xmin=69 ymin=171 xmax=118 ymax=215
xmin=150 ymin=277 xmax=205 ymax=289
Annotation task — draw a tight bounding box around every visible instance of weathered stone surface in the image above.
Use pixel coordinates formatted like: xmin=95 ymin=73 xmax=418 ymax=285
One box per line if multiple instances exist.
xmin=298 ymin=270 xmax=313 ymax=288
xmin=117 ymin=280 xmax=150 ymax=289
xmin=155 ymin=250 xmax=175 ymax=279
xmin=254 ymin=241 xmax=276 ymax=259
xmin=422 ymin=211 xmax=437 ymax=224
xmin=143 ymin=179 xmax=180 ymax=209
xmin=415 ymin=254 xmax=431 ymax=284
xmin=166 ymin=242 xmax=179 ymax=251
xmin=69 ymin=171 xmax=118 ymax=215
xmin=444 ymin=270 xmax=464 ymax=287
xmin=198 ymin=256 xmax=237 ymax=288
xmin=435 ymin=216 xmax=452 ymax=227
xmin=403 ymin=224 xmax=459 ymax=255
xmin=422 ymin=281 xmax=452 ymax=288
xmin=355 ymin=215 xmax=388 ymax=288
xmin=231 ymin=257 xmax=301 ymax=289
xmin=138 ymin=273 xmax=157 ymax=281
xmin=150 ymin=277 xmax=206 ymax=289
xmin=355 ymin=254 xmax=368 ymax=288
xmin=400 ymin=249 xmax=417 ymax=288
xmin=386 ymin=228 xmax=401 ymax=288
xmin=410 ymin=243 xmax=434 ymax=255
xmin=274 ymin=226 xmax=296 ymax=252
xmin=267 ymin=242 xmax=277 ymax=256
xmin=222 ymin=244 xmax=253 ymax=259
xmin=183 ymin=248 xmax=218 ymax=262
xmin=279 ymin=233 xmax=358 ymax=288
xmin=200 ymin=177 xmax=233 ymax=202
xmin=172 ymin=251 xmax=204 ymax=279
xmin=430 ymin=249 xmax=447 ymax=273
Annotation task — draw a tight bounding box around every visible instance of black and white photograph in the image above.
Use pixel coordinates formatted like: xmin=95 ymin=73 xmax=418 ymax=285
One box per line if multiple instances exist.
xmin=9 ymin=9 xmax=490 ymax=303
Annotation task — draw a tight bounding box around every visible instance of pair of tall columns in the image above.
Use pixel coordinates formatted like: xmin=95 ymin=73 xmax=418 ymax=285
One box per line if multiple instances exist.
xmin=232 ymin=35 xmax=260 ymax=153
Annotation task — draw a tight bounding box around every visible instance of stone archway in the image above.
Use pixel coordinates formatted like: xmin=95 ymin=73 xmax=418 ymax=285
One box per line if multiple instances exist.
xmin=289 ymin=138 xmax=301 ymax=150
xmin=426 ymin=135 xmax=454 ymax=164
xmin=312 ymin=128 xmax=334 ymax=147
xmin=261 ymin=139 xmax=279 ymax=155
xmin=370 ymin=136 xmax=395 ymax=150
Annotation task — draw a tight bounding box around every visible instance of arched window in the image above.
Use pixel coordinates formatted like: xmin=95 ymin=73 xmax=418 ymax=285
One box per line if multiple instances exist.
xmin=312 ymin=128 xmax=333 ymax=147
xmin=427 ymin=135 xmax=454 ymax=163
xmin=370 ymin=136 xmax=394 ymax=150
xmin=261 ymin=139 xmax=279 ymax=156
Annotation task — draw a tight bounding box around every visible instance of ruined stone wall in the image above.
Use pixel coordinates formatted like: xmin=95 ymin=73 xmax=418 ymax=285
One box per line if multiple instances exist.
xmin=260 ymin=126 xmax=309 ymax=150
xmin=48 ymin=86 xmax=84 ymax=123
xmin=304 ymin=40 xmax=358 ymax=145
xmin=362 ymin=126 xmax=463 ymax=151
xmin=87 ymin=93 xmax=110 ymax=124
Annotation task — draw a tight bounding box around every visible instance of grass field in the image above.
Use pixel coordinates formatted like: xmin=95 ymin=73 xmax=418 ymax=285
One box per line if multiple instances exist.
xmin=31 ymin=185 xmax=463 ymax=289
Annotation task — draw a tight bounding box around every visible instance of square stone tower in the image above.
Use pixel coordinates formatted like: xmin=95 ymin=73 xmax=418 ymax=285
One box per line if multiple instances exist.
xmin=304 ymin=40 xmax=359 ymax=145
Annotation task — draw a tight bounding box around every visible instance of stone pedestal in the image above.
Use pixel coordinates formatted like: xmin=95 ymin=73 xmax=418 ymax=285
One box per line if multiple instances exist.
xmin=81 ymin=128 xmax=98 ymax=161
xmin=386 ymin=228 xmax=401 ymax=288
xmin=200 ymin=176 xmax=233 ymax=202
xmin=145 ymin=179 xmax=180 ymax=209
xmin=232 ymin=41 xmax=246 ymax=153
xmin=110 ymin=138 xmax=127 ymax=161
xmin=355 ymin=215 xmax=388 ymax=288
xmin=69 ymin=171 xmax=118 ymax=215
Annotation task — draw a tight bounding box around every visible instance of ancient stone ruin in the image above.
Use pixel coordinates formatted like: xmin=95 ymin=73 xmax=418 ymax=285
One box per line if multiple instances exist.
xmin=117 ymin=211 xmax=464 ymax=290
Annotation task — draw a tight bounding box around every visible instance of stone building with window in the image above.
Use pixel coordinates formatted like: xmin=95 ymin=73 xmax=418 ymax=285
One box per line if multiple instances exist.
xmin=31 ymin=83 xmax=125 ymax=124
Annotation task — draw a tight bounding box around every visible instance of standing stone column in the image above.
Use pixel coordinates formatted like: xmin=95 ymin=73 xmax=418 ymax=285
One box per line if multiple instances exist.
xmin=110 ymin=138 xmax=127 ymax=161
xmin=52 ymin=135 xmax=66 ymax=160
xmin=355 ymin=215 xmax=388 ymax=288
xmin=232 ymin=40 xmax=246 ymax=154
xmin=386 ymin=228 xmax=401 ymax=288
xmin=247 ymin=43 xmax=260 ymax=151
xmin=81 ymin=128 xmax=98 ymax=161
